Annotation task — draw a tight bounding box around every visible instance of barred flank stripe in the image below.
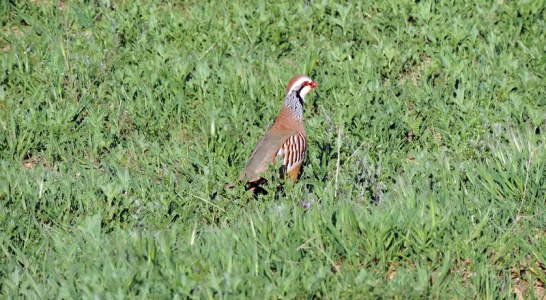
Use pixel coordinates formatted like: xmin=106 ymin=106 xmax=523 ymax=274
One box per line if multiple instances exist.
xmin=277 ymin=133 xmax=307 ymax=175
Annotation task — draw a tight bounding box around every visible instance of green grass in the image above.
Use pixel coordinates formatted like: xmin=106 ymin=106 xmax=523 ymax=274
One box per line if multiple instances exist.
xmin=1 ymin=0 xmax=545 ymax=298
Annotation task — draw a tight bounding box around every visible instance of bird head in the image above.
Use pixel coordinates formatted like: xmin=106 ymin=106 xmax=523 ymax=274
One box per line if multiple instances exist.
xmin=285 ymin=74 xmax=318 ymax=100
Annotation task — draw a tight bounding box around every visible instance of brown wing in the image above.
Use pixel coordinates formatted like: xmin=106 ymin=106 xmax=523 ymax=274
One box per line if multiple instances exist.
xmin=239 ymin=129 xmax=299 ymax=183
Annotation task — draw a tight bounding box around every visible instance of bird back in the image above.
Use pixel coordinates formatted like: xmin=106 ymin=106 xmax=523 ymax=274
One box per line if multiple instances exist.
xmin=239 ymin=128 xmax=299 ymax=183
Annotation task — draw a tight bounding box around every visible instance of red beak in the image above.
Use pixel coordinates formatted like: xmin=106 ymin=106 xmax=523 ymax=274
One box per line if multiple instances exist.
xmin=309 ymin=81 xmax=318 ymax=89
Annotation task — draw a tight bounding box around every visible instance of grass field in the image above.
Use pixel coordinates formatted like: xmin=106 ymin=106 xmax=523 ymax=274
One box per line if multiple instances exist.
xmin=1 ymin=0 xmax=545 ymax=298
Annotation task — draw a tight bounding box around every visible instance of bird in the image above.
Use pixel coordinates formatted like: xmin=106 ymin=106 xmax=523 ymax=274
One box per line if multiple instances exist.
xmin=237 ymin=74 xmax=318 ymax=193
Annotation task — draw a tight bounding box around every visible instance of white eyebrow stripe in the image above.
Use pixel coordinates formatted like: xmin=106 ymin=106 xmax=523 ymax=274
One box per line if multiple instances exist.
xmin=286 ymin=77 xmax=311 ymax=94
